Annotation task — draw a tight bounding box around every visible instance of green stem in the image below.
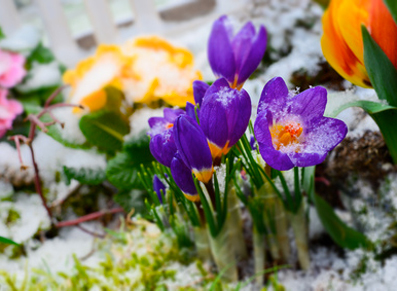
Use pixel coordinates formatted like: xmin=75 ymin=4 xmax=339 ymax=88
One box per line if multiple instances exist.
xmin=226 ymin=185 xmax=248 ymax=260
xmin=194 ymin=226 xmax=212 ymax=262
xmin=253 ymin=227 xmax=266 ymax=286
xmin=208 ymin=220 xmax=238 ymax=282
xmin=275 ymin=199 xmax=290 ymax=263
xmin=289 ymin=202 xmax=310 ymax=270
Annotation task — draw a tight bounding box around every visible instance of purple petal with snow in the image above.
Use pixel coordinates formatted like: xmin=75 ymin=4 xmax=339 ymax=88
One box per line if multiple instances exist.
xmin=200 ymin=79 xmax=251 ymax=149
xmin=163 ymin=108 xmax=185 ymax=123
xmin=149 ymin=128 xmax=177 ymax=167
xmin=148 ymin=107 xmax=185 ymax=137
xmin=287 ymin=86 xmax=327 ymax=125
xmin=257 ymin=77 xmax=289 ymax=115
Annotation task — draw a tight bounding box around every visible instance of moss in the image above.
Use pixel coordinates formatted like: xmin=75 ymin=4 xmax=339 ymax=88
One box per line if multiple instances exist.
xmin=350 ymin=255 xmax=369 ymax=282
xmin=6 ymin=208 xmax=21 ymax=226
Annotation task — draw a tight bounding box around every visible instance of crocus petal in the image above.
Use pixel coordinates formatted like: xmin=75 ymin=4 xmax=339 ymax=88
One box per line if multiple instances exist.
xmin=193 ymin=80 xmax=210 ymax=106
xmin=163 ymin=108 xmax=185 ymax=123
xmin=185 ymin=102 xmax=198 ymax=121
xmin=148 ymin=107 xmax=185 ymax=137
xmin=287 ymin=86 xmax=327 ymax=125
xmin=299 ymin=116 xmax=348 ymax=157
xmin=149 ymin=129 xmax=177 ymax=167
xmin=231 ymin=22 xmax=256 ymax=74
xmin=171 ymin=153 xmax=199 ymax=202
xmin=200 ymin=78 xmax=251 ymax=156
xmin=153 ymin=174 xmax=167 ymax=204
xmin=236 ymin=25 xmax=267 ymax=87
xmin=257 ymin=77 xmax=289 ymax=115
xmin=287 ymin=117 xmax=347 ymax=168
xmin=208 ymin=16 xmax=236 ymax=84
xmin=174 ymin=115 xmax=213 ymax=183
xmin=200 ymin=98 xmax=229 ymax=148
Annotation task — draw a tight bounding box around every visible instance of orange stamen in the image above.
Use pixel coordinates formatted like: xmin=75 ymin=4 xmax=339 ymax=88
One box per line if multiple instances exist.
xmin=270 ymin=121 xmax=303 ymax=151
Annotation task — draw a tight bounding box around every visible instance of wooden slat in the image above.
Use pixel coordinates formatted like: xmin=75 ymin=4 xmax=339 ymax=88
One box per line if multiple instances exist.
xmin=129 ymin=0 xmax=163 ymax=33
xmin=34 ymin=0 xmax=81 ymax=66
xmin=0 ymin=0 xmax=21 ymax=35
xmin=84 ymin=0 xmax=118 ymax=44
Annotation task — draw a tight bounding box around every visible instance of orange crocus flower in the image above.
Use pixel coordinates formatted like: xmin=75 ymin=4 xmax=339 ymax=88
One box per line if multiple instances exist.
xmin=321 ymin=0 xmax=397 ymax=88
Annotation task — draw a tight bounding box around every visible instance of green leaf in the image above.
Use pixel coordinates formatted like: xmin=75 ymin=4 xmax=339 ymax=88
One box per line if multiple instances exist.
xmin=63 ymin=166 xmax=106 ymax=185
xmin=103 ymin=86 xmax=123 ymax=112
xmin=25 ymin=43 xmax=56 ymax=69
xmin=45 ymin=123 xmax=92 ymax=150
xmin=384 ymin=0 xmax=397 ymax=27
xmin=106 ymin=133 xmax=154 ymax=189
xmin=0 ymin=236 xmax=19 ymax=246
xmin=79 ymin=110 xmax=130 ymax=152
xmin=106 ymin=152 xmax=141 ymax=189
xmin=370 ymin=108 xmax=397 ymax=163
xmin=362 ymin=25 xmax=397 ymax=106
xmin=328 ymin=100 xmax=397 ymax=118
xmin=313 ymin=193 xmax=371 ymax=250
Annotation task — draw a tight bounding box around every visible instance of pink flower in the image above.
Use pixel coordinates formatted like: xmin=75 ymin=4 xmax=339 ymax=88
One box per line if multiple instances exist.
xmin=0 ymin=89 xmax=23 ymax=138
xmin=0 ymin=48 xmax=26 ymax=88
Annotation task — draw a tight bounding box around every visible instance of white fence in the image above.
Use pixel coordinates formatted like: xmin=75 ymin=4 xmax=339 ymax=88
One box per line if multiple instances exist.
xmin=0 ymin=0 xmax=246 ymax=66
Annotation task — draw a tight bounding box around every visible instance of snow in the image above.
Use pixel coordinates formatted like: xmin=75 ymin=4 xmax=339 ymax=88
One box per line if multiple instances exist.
xmin=17 ymin=61 xmax=62 ymax=92
xmin=127 ymin=107 xmax=164 ymax=138
xmin=0 ymin=194 xmax=50 ymax=243
xmin=0 ymin=25 xmax=41 ymax=54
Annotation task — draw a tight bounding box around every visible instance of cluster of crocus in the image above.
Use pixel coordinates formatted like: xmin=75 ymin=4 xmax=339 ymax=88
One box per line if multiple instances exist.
xmin=145 ymin=14 xmax=350 ymax=279
xmin=321 ymin=0 xmax=397 ymax=88
xmin=148 ymin=78 xmax=251 ymax=201
xmin=148 ymin=15 xmax=266 ymax=202
xmin=63 ymin=36 xmax=201 ymax=113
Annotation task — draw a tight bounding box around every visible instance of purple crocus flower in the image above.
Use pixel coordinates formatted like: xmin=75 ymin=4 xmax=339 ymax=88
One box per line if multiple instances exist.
xmin=208 ymin=15 xmax=267 ymax=89
xmin=148 ymin=108 xmax=185 ymax=167
xmin=153 ymin=174 xmax=167 ymax=204
xmin=200 ymin=78 xmax=251 ymax=161
xmin=254 ymin=77 xmax=347 ymax=171
xmin=171 ymin=153 xmax=199 ymax=202
xmin=174 ymin=114 xmax=213 ymax=183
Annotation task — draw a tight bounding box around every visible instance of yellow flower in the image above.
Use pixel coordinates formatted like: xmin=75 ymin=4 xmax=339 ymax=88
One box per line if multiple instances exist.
xmin=63 ymin=45 xmax=132 ymax=113
xmin=63 ymin=37 xmax=201 ymax=111
xmin=321 ymin=0 xmax=397 ymax=88
xmin=121 ymin=36 xmax=202 ymax=107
